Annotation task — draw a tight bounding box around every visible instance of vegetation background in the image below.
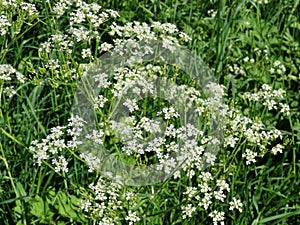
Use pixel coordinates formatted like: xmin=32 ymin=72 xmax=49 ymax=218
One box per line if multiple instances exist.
xmin=1 ymin=0 xmax=300 ymax=224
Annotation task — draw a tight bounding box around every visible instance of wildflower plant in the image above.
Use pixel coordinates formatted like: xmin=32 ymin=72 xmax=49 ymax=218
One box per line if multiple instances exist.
xmin=1 ymin=0 xmax=299 ymax=224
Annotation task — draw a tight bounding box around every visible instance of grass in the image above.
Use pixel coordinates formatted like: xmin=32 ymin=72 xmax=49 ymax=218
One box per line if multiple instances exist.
xmin=1 ymin=0 xmax=300 ymax=224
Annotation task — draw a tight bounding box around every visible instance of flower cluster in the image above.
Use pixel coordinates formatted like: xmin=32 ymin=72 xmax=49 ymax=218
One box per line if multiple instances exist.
xmin=229 ymin=197 xmax=243 ymax=212
xmin=93 ymin=95 xmax=108 ymax=109
xmin=80 ymin=177 xmax=140 ymax=225
xmin=253 ymin=0 xmax=269 ymax=4
xmin=242 ymin=84 xmax=290 ymax=115
xmin=227 ymin=47 xmax=270 ymax=80
xmin=207 ymin=9 xmax=217 ymax=18
xmin=108 ymin=21 xmax=189 ymax=43
xmin=0 ymin=15 xmax=11 ymax=36
xmin=39 ymin=34 xmax=74 ymax=55
xmin=270 ymin=60 xmax=286 ymax=76
xmin=0 ymin=64 xmax=26 ymax=98
xmin=100 ymin=20 xmax=191 ymax=55
xmin=1 ymin=0 xmax=37 ymax=16
xmin=181 ymin=172 xmax=242 ymax=224
xmin=209 ymin=210 xmax=225 ymax=225
xmin=52 ymin=0 xmax=73 ymax=18
xmin=36 ymin=0 xmax=119 ymax=85
xmin=30 ymin=115 xmax=86 ymax=170
xmin=0 ymin=64 xmax=26 ymax=83
xmin=84 ymin=60 xmax=227 ymax=178
xmin=3 ymin=86 xmax=16 ymax=98
xmin=27 ymin=1 xmax=290 ymax=224
xmin=0 ymin=0 xmax=38 ymax=35
xmin=224 ymin=107 xmax=284 ymax=163
xmin=228 ymin=63 xmax=245 ymax=76
xmin=242 ymin=149 xmax=258 ymax=165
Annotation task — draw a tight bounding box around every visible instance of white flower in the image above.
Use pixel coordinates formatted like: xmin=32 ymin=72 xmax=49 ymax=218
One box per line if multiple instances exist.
xmin=53 ymin=0 xmax=72 ymax=17
xmin=179 ymin=32 xmax=191 ymax=42
xmin=86 ymin=129 xmax=104 ymax=145
xmin=214 ymin=190 xmax=226 ymax=202
xmin=68 ymin=27 xmax=91 ymax=42
xmin=181 ymin=204 xmax=196 ymax=219
xmin=217 ymin=180 xmax=230 ymax=192
xmin=49 ymin=126 xmax=66 ymax=140
xmin=3 ymin=86 xmax=16 ymax=98
xmin=21 ymin=2 xmax=38 ymax=16
xmin=204 ymin=152 xmax=216 ymax=166
xmin=183 ymin=186 xmax=197 ymax=199
xmin=207 ymin=9 xmax=217 ymax=18
xmin=125 ymin=210 xmax=140 ymax=224
xmin=80 ymin=199 xmax=92 ymax=212
xmin=45 ymin=59 xmax=60 ymax=70
xmin=173 ymin=170 xmax=181 ymax=179
xmin=263 ymin=99 xmax=277 ymax=110
xmin=198 ymin=192 xmax=212 ymax=210
xmin=32 ymin=148 xmax=49 ymax=166
xmin=52 ymin=155 xmax=68 ymax=173
xmin=274 ymin=60 xmax=281 ymax=67
xmin=271 ymin=60 xmax=286 ymax=75
xmin=242 ymin=149 xmax=258 ymax=165
xmin=93 ymin=95 xmax=108 ymax=109
xmin=243 ymin=85 xmax=289 ymax=116
xmin=229 ymin=197 xmax=243 ymax=212
xmin=243 ymin=56 xmax=249 ymax=62
xmin=138 ymin=117 xmax=161 ymax=133
xmin=82 ymin=48 xmax=92 ymax=59
xmin=0 ymin=15 xmax=11 ymax=35
xmin=122 ymin=139 xmax=144 ymax=155
xmin=0 ymin=64 xmax=26 ymax=83
xmin=199 ymin=172 xmax=213 ymax=182
xmin=80 ymin=153 xmax=101 ymax=172
xmin=99 ymin=42 xmax=113 ymax=52
xmin=68 ymin=115 xmax=86 ymax=128
xmin=123 ymin=98 xmax=139 ymax=112
xmin=271 ymin=144 xmax=283 ymax=155
xmin=224 ymin=135 xmax=239 ymax=148
xmin=199 ymin=182 xmax=212 ymax=193
xmin=273 ymin=89 xmax=286 ymax=98
xmin=209 ymin=210 xmax=225 ymax=225
xmin=279 ymin=103 xmax=290 ymax=116
xmin=94 ymin=73 xmax=111 ymax=88
xmin=165 ymin=124 xmax=177 ymax=137
xmin=158 ymin=106 xmax=180 ymax=120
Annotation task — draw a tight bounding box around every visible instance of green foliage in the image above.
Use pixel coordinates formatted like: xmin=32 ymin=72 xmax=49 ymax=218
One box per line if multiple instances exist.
xmin=1 ymin=0 xmax=300 ymax=224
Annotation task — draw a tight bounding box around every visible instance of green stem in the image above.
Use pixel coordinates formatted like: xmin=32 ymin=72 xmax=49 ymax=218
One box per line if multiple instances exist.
xmin=0 ymin=142 xmax=18 ymax=197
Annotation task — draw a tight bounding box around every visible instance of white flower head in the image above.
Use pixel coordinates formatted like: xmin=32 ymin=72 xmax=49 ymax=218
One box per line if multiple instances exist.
xmin=242 ymin=149 xmax=258 ymax=165
xmin=123 ymin=98 xmax=139 ymax=112
xmin=229 ymin=197 xmax=243 ymax=212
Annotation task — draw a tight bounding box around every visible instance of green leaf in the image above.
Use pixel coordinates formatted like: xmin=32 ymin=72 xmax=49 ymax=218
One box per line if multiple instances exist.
xmin=259 ymin=210 xmax=300 ymax=223
xmin=54 ymin=191 xmax=88 ymax=223
xmin=29 ymin=195 xmax=54 ymax=223
xmin=16 ymin=182 xmax=27 ymax=199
